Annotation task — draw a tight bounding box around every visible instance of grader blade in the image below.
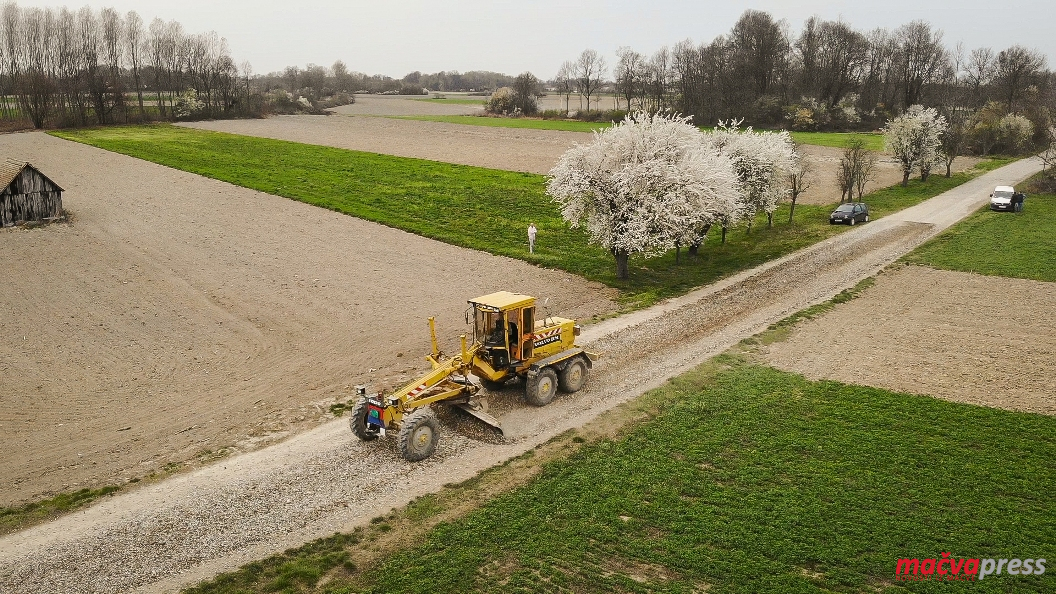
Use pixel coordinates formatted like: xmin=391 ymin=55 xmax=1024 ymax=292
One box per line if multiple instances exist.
xmin=455 ymin=403 xmax=503 ymax=434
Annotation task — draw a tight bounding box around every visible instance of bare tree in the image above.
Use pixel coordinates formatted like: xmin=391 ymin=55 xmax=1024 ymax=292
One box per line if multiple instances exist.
xmin=554 ymin=60 xmax=575 ymax=114
xmin=124 ymin=10 xmax=145 ymax=120
xmin=100 ymin=7 xmax=124 ymax=122
xmin=18 ymin=7 xmax=58 ymax=129
xmin=965 ymin=46 xmax=995 ymax=106
xmin=614 ymin=46 xmax=644 ymax=111
xmin=996 ymin=45 xmax=1046 ymax=114
xmin=895 ymin=21 xmax=948 ymax=109
xmin=814 ymin=19 xmax=868 ymax=108
xmin=729 ymin=10 xmax=789 ymax=98
xmin=836 ymin=137 xmax=877 ymax=202
xmin=644 ymin=46 xmax=671 ymax=112
xmin=511 ymin=71 xmax=538 ymax=114
xmin=574 ymin=49 xmax=606 ymax=111
xmin=787 ymin=142 xmax=813 ymax=222
xmin=1039 ymin=126 xmax=1056 ymax=175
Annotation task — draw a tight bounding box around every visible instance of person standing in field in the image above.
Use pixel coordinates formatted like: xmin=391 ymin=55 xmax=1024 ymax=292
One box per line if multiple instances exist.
xmin=528 ymin=223 xmax=538 ymax=253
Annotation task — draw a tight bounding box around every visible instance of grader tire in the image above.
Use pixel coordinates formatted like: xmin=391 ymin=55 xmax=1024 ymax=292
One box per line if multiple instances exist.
xmin=398 ymin=408 xmax=440 ymax=461
xmin=525 ymin=367 xmax=558 ymax=406
xmin=558 ymin=358 xmax=588 ymax=393
xmin=349 ymin=396 xmax=379 ymax=441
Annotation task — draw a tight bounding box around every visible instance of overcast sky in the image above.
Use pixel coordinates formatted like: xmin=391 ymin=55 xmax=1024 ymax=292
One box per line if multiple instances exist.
xmin=13 ymin=0 xmax=1055 ymax=78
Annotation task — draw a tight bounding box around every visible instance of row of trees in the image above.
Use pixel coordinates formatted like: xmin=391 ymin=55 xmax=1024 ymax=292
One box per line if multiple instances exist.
xmin=0 ymin=2 xmax=255 ymax=129
xmin=547 ymin=112 xmax=795 ymax=279
xmin=550 ymin=12 xmax=1053 ymax=153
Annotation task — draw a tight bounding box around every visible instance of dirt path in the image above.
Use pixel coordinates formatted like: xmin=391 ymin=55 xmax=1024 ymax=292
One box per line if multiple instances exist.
xmin=0 ymin=135 xmax=1039 ymax=592
xmin=0 ymin=131 xmax=617 ymax=508
xmin=183 ymin=115 xmax=979 ymax=205
xmin=764 ymin=265 xmax=1056 ymax=415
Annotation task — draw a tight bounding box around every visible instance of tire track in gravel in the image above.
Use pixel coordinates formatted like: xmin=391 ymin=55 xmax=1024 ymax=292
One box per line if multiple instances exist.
xmin=0 ymin=157 xmax=1042 ymax=594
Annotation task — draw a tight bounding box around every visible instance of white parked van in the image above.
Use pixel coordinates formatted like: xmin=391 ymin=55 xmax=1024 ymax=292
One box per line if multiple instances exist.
xmin=990 ymin=186 xmax=1015 ymax=211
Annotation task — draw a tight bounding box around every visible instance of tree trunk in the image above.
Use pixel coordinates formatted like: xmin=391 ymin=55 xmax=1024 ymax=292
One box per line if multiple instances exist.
xmin=788 ymin=196 xmax=798 ymax=223
xmin=767 ymin=212 xmax=774 ymax=228
xmin=902 ymin=171 xmax=910 ymax=187
xmin=921 ymin=170 xmax=930 ymax=182
xmin=613 ymin=249 xmax=629 ymax=280
xmin=945 ymin=162 xmax=952 ymax=178
xmin=721 ymin=225 xmax=728 ymax=244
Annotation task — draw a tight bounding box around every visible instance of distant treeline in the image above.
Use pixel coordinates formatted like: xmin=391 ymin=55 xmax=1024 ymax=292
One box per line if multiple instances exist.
xmin=552 ymin=11 xmax=1054 ymax=151
xmin=0 ymin=2 xmax=259 ymax=129
xmin=254 ymin=64 xmax=518 ymax=97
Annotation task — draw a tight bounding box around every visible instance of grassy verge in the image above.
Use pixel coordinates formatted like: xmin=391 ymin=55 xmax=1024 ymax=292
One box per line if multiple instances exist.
xmin=903 ymin=172 xmax=1056 ymax=282
xmin=52 ymin=125 xmax=1002 ymax=308
xmin=0 ymin=485 xmax=121 ymax=535
xmin=187 ymin=356 xmax=1056 ymax=593
xmin=392 ymin=115 xmax=885 ymax=149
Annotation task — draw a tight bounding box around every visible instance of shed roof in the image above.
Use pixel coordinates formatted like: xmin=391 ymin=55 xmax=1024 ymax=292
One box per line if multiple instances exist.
xmin=0 ymin=159 xmax=64 ymax=192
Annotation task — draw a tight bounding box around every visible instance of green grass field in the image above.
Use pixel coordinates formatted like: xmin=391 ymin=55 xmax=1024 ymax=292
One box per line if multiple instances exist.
xmin=187 ymin=358 xmax=1056 ymax=593
xmin=392 ymin=114 xmax=885 ymax=150
xmin=395 ymin=114 xmax=611 ymax=133
xmin=411 ymin=97 xmax=486 ymax=105
xmin=52 ymin=125 xmax=998 ymax=307
xmin=904 ymin=177 xmax=1056 ymax=282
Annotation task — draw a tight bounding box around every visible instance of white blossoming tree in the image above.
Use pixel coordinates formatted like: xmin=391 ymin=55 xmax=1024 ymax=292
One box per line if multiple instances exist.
xmin=882 ymin=105 xmax=948 ymax=186
xmin=702 ymin=121 xmax=795 ymax=233
xmin=546 ymin=111 xmax=740 ymax=280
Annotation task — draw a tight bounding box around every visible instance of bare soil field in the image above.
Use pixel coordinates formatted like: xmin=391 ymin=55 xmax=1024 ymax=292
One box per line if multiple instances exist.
xmin=765 ymin=265 xmax=1056 ymax=415
xmin=336 ymin=94 xmax=484 ymax=116
xmin=0 ymin=131 xmax=618 ymax=507
xmin=185 ymin=114 xmax=980 ymax=205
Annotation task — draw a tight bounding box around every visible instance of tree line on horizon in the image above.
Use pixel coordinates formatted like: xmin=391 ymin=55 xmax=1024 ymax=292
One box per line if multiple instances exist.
xmin=0 ymin=2 xmax=260 ymax=129
xmin=1 ymin=1 xmax=1052 ymax=150
xmin=548 ymin=11 xmax=1053 ymax=154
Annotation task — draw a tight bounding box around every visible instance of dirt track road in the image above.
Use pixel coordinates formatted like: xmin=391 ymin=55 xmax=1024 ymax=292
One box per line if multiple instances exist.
xmin=0 ymin=155 xmax=1042 ymax=593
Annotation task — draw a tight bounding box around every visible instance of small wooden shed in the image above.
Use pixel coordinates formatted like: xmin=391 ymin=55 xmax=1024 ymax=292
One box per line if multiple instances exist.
xmin=0 ymin=159 xmax=64 ymax=227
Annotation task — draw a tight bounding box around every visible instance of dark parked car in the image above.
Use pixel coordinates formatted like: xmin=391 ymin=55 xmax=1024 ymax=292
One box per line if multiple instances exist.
xmin=830 ymin=202 xmax=869 ymax=225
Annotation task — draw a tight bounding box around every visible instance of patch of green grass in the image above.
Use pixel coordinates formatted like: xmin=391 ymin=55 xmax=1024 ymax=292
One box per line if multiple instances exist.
xmin=340 ymin=361 xmax=1056 ymax=593
xmin=0 ymin=485 xmax=121 ymax=534
xmin=787 ymin=131 xmax=884 ymax=151
xmin=51 ymin=125 xmax=1001 ymax=308
xmin=903 ymin=174 xmax=1056 ymax=282
xmin=392 ymin=115 xmax=885 ymax=150
xmin=393 ymin=114 xmax=613 ymax=132
xmin=184 ymin=531 xmax=360 ymax=594
xmin=411 ymin=97 xmax=486 ymax=105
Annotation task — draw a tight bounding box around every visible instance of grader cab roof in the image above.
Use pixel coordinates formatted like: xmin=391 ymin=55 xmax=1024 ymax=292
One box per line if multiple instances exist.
xmin=469 ymin=291 xmax=536 ymax=312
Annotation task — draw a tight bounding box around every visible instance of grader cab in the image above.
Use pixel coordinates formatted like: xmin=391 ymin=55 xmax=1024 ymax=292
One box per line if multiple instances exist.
xmin=349 ymin=291 xmax=597 ymax=461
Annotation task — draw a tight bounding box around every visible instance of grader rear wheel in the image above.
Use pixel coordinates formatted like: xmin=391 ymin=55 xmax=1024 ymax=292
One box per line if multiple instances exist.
xmin=558 ymin=358 xmax=588 ymax=393
xmin=525 ymin=367 xmax=558 ymax=406
xmin=349 ymin=396 xmax=380 ymax=441
xmin=398 ymin=408 xmax=440 ymax=461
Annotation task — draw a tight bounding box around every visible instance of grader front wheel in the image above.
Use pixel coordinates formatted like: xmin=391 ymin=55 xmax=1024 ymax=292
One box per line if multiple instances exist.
xmin=525 ymin=367 xmax=558 ymax=406
xmin=349 ymin=396 xmax=379 ymax=441
xmin=398 ymin=408 xmax=440 ymax=461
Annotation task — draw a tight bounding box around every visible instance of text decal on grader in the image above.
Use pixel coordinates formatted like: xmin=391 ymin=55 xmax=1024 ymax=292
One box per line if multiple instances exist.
xmin=349 ymin=291 xmax=598 ymax=461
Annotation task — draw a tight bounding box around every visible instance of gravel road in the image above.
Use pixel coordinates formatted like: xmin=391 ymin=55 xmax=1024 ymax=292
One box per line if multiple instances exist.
xmin=0 ymin=156 xmax=1042 ymax=594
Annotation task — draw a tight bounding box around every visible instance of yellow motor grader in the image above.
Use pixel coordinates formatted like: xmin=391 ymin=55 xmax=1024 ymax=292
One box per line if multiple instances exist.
xmin=349 ymin=291 xmax=597 ymax=461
